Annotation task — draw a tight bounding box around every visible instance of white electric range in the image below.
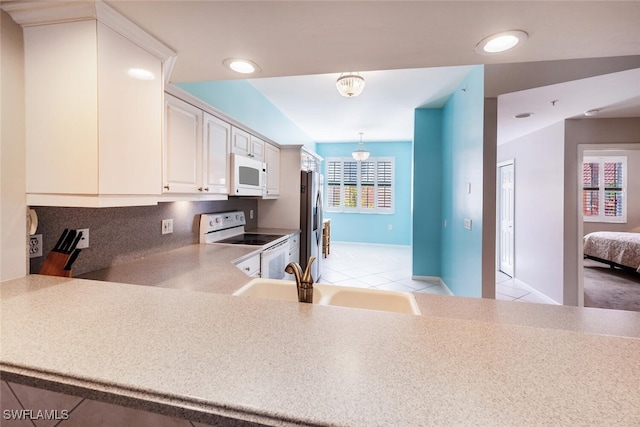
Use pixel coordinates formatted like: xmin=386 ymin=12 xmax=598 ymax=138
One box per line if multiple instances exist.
xmin=199 ymin=211 xmax=290 ymax=280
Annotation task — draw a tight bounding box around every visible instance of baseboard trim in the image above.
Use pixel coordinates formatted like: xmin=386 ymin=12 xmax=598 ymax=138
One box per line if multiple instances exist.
xmin=412 ymin=275 xmax=454 ymax=296
xmin=513 ymin=278 xmax=561 ymax=305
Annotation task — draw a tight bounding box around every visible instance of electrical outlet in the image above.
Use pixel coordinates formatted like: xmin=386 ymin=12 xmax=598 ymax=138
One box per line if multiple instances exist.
xmin=76 ymin=228 xmax=89 ymax=248
xmin=29 ymin=234 xmax=43 ymax=258
xmin=162 ymin=219 xmax=173 ymax=235
xmin=249 ymin=209 xmax=254 ymax=219
xmin=388 ymin=224 xmax=393 ymax=230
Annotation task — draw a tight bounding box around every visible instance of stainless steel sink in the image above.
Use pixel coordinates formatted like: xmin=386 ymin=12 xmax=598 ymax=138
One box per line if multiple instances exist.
xmin=233 ymin=279 xmax=421 ymax=315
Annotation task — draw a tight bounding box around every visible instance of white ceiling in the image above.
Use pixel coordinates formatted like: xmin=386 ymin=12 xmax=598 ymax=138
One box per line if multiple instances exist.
xmin=498 ymin=68 xmax=640 ymax=145
xmin=248 ymin=66 xmax=474 ymax=142
xmin=104 ymin=0 xmax=640 ymax=143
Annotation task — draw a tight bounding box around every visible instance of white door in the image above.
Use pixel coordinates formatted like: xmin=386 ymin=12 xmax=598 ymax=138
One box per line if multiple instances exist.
xmin=499 ymin=162 xmax=515 ymax=277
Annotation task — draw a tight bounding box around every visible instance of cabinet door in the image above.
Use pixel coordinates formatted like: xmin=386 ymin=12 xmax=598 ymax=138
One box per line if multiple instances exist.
xmin=231 ymin=127 xmax=251 ymax=158
xmin=98 ymin=22 xmax=161 ymax=195
xmin=264 ymin=143 xmax=280 ymax=197
xmin=203 ymin=113 xmax=231 ymax=195
xmin=163 ymin=94 xmax=202 ymax=193
xmin=250 ymin=135 xmax=265 ymax=161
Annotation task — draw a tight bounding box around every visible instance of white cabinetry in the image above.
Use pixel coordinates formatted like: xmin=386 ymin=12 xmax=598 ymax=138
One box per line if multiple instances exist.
xmin=203 ymin=114 xmax=232 ymax=195
xmin=231 ymin=127 xmax=265 ymax=161
xmin=264 ymin=143 xmax=280 ymax=198
xmin=164 ymin=95 xmax=202 ymax=193
xmin=23 ymin=20 xmax=164 ymax=207
xmin=235 ymin=253 xmax=261 ymax=277
xmin=285 ymin=232 xmax=301 ymax=281
xmin=163 ymin=94 xmax=230 ymax=197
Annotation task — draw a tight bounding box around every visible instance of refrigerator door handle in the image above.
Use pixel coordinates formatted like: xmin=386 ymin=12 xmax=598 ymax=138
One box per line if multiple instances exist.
xmin=315 ymin=190 xmax=323 ymax=245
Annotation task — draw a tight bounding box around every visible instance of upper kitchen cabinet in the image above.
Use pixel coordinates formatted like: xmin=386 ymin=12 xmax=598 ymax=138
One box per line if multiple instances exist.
xmin=203 ymin=114 xmax=231 ymax=195
xmin=163 ymin=94 xmax=230 ymax=198
xmin=163 ymin=94 xmax=203 ymax=194
xmin=7 ymin=1 xmax=176 ymax=207
xmin=231 ymin=127 xmax=265 ymax=161
xmin=264 ymin=143 xmax=280 ymax=198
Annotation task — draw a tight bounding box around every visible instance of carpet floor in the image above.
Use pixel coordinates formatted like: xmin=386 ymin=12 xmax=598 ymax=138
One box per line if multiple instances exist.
xmin=583 ymin=259 xmax=640 ymax=312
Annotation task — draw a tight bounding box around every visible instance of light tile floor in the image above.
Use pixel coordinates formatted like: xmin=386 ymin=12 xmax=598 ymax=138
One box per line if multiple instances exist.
xmin=319 ymin=241 xmax=551 ymax=304
xmin=495 ymin=270 xmax=551 ymax=304
xmin=317 ymin=242 xmax=450 ymax=295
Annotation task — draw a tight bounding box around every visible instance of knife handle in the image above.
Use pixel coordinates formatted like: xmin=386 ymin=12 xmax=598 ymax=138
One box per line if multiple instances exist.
xmin=69 ymin=231 xmax=83 ymax=253
xmin=53 ymin=229 xmax=69 ymax=252
xmin=64 ymin=249 xmax=81 ymax=271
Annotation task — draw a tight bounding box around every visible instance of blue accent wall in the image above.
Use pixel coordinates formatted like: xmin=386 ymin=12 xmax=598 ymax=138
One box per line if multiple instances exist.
xmin=176 ymin=80 xmax=316 ymax=150
xmin=412 ymin=66 xmax=484 ymax=297
xmin=412 ymin=109 xmax=442 ymax=277
xmin=316 ymin=141 xmax=412 ymax=245
xmin=440 ymin=66 xmax=485 ymax=297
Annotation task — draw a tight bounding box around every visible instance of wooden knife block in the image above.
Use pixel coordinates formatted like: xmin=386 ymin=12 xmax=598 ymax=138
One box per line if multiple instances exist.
xmin=39 ymin=251 xmax=72 ymax=277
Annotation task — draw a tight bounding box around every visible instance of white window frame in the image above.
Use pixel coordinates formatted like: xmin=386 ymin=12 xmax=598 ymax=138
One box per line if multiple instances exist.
xmin=325 ymin=157 xmax=395 ymax=214
xmin=582 ymin=155 xmax=627 ymax=223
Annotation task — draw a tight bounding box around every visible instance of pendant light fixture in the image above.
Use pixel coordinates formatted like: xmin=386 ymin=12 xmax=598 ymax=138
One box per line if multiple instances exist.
xmin=352 ymin=132 xmax=370 ymax=161
xmin=336 ymin=72 xmax=365 ymax=97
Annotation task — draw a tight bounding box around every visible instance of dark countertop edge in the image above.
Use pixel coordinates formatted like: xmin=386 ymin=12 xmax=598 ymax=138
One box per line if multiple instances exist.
xmin=0 ymin=366 xmax=319 ymax=427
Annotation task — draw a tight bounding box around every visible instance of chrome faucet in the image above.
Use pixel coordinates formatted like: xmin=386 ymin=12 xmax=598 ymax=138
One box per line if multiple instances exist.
xmin=285 ymin=256 xmax=315 ymax=303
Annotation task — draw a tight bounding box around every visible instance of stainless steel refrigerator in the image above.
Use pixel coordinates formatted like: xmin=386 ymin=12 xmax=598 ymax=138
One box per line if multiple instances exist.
xmin=300 ymin=170 xmax=323 ymax=281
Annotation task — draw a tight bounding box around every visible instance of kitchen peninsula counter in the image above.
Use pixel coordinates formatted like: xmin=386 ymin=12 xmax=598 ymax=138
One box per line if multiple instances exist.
xmin=2 ymin=275 xmax=640 ymax=426
xmin=78 ymin=241 xmax=640 ymax=339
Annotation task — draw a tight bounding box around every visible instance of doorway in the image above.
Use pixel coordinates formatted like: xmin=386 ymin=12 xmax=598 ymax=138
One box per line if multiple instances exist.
xmin=498 ymin=160 xmax=515 ymax=277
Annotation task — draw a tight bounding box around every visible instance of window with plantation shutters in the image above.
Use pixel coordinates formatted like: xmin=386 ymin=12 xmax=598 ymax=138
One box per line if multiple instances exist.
xmin=325 ymin=157 xmax=394 ymax=213
xmin=582 ymin=156 xmax=627 ymax=223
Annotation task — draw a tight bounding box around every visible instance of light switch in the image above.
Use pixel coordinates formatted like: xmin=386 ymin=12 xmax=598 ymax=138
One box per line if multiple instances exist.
xmin=464 ymin=218 xmax=472 ymax=230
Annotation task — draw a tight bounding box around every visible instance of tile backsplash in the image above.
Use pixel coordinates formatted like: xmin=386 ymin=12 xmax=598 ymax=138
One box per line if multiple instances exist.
xmin=29 ymin=199 xmax=258 ymax=276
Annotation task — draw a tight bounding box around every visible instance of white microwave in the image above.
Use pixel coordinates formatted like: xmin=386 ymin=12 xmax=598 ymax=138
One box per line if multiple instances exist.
xmin=230 ymin=154 xmax=266 ymax=196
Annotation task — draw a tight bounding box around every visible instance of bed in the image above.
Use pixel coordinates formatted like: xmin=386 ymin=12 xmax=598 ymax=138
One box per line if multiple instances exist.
xmin=583 ymin=231 xmax=640 ymax=273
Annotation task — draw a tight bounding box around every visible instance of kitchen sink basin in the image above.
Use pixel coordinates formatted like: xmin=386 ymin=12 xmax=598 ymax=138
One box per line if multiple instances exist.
xmin=233 ymin=279 xmax=421 ymax=315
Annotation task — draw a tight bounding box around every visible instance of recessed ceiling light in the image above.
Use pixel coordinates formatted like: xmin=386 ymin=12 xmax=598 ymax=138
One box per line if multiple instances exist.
xmin=223 ymin=58 xmax=261 ymax=74
xmin=515 ymin=112 xmax=533 ymax=119
xmin=475 ymin=30 xmax=528 ymax=55
xmin=584 ymin=109 xmax=601 ymax=117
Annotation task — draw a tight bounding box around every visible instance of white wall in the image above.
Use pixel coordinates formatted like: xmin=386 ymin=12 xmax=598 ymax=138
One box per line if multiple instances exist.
xmin=497 ymin=122 xmax=565 ymax=304
xmin=1 ymin=11 xmax=27 ymax=281
xmin=583 ymin=147 xmax=640 ymax=234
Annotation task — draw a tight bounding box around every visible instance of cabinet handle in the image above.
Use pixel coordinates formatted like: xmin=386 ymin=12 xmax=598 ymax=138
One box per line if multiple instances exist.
xmin=244 ymin=267 xmax=250 ymax=271
xmin=164 ymin=185 xmax=170 ymax=190
xmin=204 ymin=187 xmax=209 ymax=192
xmin=198 ymin=187 xmax=203 ymax=192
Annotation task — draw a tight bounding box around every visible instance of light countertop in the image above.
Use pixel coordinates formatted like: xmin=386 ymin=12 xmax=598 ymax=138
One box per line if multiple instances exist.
xmin=78 ymin=242 xmax=640 ymax=339
xmin=2 ymin=274 xmax=640 ymax=426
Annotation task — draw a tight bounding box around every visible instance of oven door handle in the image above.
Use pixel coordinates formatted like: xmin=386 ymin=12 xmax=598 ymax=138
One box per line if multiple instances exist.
xmin=263 ymin=238 xmax=289 ymax=253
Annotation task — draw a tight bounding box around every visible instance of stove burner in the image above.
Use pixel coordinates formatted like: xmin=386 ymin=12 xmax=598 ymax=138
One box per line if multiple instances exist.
xmin=216 ymin=233 xmax=284 ymax=246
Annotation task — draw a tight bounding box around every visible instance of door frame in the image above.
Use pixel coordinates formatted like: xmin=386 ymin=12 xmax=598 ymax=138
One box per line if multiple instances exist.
xmin=497 ymin=159 xmax=515 ymax=278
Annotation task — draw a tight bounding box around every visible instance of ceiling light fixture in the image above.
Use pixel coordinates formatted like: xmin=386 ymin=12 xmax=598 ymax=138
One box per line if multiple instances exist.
xmin=352 ymin=132 xmax=370 ymax=161
xmin=223 ymin=58 xmax=261 ymax=74
xmin=584 ymin=109 xmax=601 ymax=117
xmin=515 ymin=112 xmax=533 ymax=119
xmin=336 ymin=72 xmax=365 ymax=97
xmin=475 ymin=30 xmax=528 ymax=55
